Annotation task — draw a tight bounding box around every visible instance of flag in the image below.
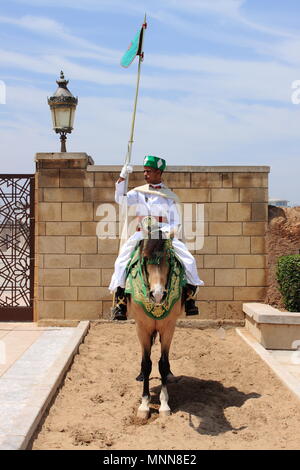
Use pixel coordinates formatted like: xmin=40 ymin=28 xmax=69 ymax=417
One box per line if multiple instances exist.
xmin=121 ymin=19 xmax=147 ymax=68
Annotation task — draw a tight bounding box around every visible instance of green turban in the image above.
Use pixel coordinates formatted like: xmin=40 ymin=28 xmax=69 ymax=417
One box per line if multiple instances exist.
xmin=143 ymin=155 xmax=166 ymax=171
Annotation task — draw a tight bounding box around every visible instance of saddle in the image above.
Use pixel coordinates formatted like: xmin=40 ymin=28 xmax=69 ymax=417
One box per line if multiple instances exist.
xmin=125 ymin=239 xmax=187 ymax=320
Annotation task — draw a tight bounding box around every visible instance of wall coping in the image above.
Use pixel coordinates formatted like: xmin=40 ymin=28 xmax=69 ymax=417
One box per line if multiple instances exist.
xmin=243 ymin=302 xmax=300 ymax=324
xmin=36 ymin=153 xmax=94 ymax=164
xmin=87 ymin=165 xmax=270 ymax=173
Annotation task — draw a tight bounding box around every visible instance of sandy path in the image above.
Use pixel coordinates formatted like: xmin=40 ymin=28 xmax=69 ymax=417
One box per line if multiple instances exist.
xmin=31 ymin=323 xmax=300 ymax=450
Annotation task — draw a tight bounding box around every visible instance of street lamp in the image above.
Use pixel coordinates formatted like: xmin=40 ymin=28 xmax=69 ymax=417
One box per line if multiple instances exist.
xmin=48 ymin=71 xmax=78 ymax=152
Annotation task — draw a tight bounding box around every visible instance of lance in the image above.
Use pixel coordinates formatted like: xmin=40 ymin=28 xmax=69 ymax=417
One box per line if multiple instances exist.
xmin=120 ymin=14 xmax=147 ymax=240
xmin=123 ymin=13 xmax=147 ymax=195
xmin=111 ymin=15 xmax=147 ymax=315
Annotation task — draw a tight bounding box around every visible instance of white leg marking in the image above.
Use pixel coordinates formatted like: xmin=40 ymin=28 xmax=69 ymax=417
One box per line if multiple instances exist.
xmin=137 ymin=396 xmax=150 ymax=419
xmin=159 ymin=385 xmax=170 ymax=416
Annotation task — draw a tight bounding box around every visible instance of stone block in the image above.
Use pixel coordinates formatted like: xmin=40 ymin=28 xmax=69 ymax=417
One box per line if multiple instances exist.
xmin=38 ymin=301 xmax=65 ymax=319
xmin=62 ymin=203 xmax=94 ymax=221
xmin=163 ymin=172 xmax=191 ymax=188
xmin=204 ymin=254 xmax=234 ymax=268
xmin=38 ymin=169 xmax=59 ymax=188
xmin=196 ymin=236 xmax=217 ymax=254
xmin=84 ymin=188 xmax=115 ymax=202
xmin=251 ymin=203 xmax=268 ymax=221
xmin=40 ymin=269 xmax=69 ymax=286
xmin=227 ymin=203 xmax=251 ymax=221
xmin=240 ymin=188 xmax=268 ymax=203
xmin=101 ymin=268 xmax=114 ymax=286
xmin=70 ymin=269 xmax=101 ymax=286
xmin=235 ymin=255 xmax=266 ymax=268
xmin=65 ymin=301 xmax=102 ymax=320
xmin=218 ymin=236 xmax=250 ymax=254
xmin=98 ymin=238 xmax=120 ymax=254
xmin=242 ymin=222 xmax=267 ymax=236
xmin=78 ymin=287 xmax=102 ymax=300
xmin=60 ymin=169 xmax=94 ymax=187
xmin=81 ymin=222 xmax=98 ymax=236
xmin=44 ymin=188 xmax=83 ymax=202
xmin=209 ymin=222 xmax=242 ymax=236
xmin=44 ymin=254 xmax=80 ymax=268
xmin=198 ymin=301 xmax=217 ymax=319
xmin=191 ymin=173 xmax=222 ymax=188
xmin=251 ymin=236 xmax=266 ymax=254
xmin=127 ymin=172 xmax=147 ymax=188
xmin=246 ymin=269 xmax=267 ymax=286
xmin=66 ymin=237 xmax=97 ymax=254
xmin=211 ymin=188 xmax=239 ymax=202
xmin=199 ymin=269 xmax=214 ymax=286
xmin=191 ymin=255 xmax=203 ymax=269
xmin=39 ymin=236 xmax=65 ymax=254
xmin=38 ymin=203 xmax=61 ymax=221
xmin=243 ymin=302 xmax=300 ymax=349
xmin=102 ymin=301 xmax=112 ymax=319
xmin=232 ymin=173 xmax=268 ymax=188
xmin=46 ymin=222 xmax=81 ymax=236
xmin=38 ymin=222 xmax=46 ymax=236
xmin=216 ymin=301 xmax=244 ymax=320
xmin=234 ymin=287 xmax=266 ymax=301
xmin=215 ymin=269 xmax=246 ymax=286
xmin=81 ymin=254 xmax=116 ymax=268
xmin=197 ymin=286 xmax=233 ymax=301
xmin=98 ymin=287 xmax=113 ymax=301
xmin=94 ymin=172 xmax=119 ymax=187
xmin=222 ymin=173 xmax=233 ymax=188
xmin=175 ymin=188 xmax=210 ymax=202
xmin=44 ymin=287 xmax=77 ymax=300
xmin=204 ymin=203 xmax=227 ymax=221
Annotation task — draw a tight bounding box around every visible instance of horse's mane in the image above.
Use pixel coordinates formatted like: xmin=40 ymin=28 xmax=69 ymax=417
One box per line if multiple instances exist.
xmin=141 ymin=237 xmax=165 ymax=259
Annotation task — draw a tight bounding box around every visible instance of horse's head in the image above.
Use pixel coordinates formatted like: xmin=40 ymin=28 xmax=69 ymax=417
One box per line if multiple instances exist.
xmin=140 ymin=216 xmax=169 ymax=304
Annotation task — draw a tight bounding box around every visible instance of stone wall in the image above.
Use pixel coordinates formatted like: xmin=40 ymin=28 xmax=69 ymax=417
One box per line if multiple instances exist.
xmin=35 ymin=153 xmax=269 ymax=322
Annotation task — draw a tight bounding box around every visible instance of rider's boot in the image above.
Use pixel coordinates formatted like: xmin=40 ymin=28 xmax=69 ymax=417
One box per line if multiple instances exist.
xmin=111 ymin=286 xmax=127 ymax=321
xmin=184 ymin=284 xmax=199 ymax=316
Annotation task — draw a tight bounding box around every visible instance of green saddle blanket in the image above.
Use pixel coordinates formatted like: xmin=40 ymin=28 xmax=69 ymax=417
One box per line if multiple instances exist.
xmin=125 ymin=239 xmax=187 ymax=320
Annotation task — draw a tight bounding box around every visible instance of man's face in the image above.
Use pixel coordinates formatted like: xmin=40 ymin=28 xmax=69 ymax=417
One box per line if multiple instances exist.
xmin=143 ymin=166 xmax=162 ymax=184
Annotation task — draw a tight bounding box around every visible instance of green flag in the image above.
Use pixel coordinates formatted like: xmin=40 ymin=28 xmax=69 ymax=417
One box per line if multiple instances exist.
xmin=121 ymin=19 xmax=146 ymax=68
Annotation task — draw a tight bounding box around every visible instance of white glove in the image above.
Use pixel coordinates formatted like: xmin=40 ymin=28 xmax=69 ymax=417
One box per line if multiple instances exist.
xmin=120 ymin=164 xmax=133 ymax=179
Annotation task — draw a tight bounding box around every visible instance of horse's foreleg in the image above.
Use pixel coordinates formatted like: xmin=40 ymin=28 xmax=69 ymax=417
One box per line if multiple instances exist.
xmin=158 ymin=317 xmax=178 ymax=416
xmin=158 ymin=350 xmax=171 ymax=416
xmin=137 ymin=349 xmax=152 ymax=419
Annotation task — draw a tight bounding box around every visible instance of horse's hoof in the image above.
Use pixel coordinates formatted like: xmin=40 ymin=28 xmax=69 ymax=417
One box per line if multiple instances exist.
xmin=136 ymin=372 xmax=144 ymax=382
xmin=137 ymin=409 xmax=150 ymax=420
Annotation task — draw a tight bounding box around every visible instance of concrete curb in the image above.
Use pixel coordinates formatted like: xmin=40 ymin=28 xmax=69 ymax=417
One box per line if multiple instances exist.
xmin=0 ymin=321 xmax=89 ymax=450
xmin=236 ymin=328 xmax=300 ymax=401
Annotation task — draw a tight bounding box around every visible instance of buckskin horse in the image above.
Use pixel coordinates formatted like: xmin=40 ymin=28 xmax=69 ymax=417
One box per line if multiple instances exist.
xmin=125 ymin=216 xmax=186 ymax=418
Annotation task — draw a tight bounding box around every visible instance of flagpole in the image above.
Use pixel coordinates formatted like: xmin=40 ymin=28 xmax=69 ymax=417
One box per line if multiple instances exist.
xmin=111 ymin=15 xmax=147 ymax=316
xmin=120 ymin=14 xmax=147 ymax=249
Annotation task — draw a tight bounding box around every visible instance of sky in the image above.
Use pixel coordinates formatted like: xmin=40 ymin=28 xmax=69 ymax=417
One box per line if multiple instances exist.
xmin=0 ymin=0 xmax=300 ymax=205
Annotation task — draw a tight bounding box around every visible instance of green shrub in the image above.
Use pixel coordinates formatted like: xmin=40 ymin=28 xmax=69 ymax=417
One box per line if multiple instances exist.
xmin=276 ymin=255 xmax=300 ymax=312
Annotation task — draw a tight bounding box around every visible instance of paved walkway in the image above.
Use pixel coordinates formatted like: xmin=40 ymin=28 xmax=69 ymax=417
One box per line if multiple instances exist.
xmin=0 ymin=321 xmax=89 ymax=450
xmin=0 ymin=322 xmax=299 ymax=450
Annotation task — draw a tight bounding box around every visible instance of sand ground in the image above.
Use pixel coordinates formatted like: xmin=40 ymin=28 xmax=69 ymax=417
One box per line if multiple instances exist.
xmin=31 ymin=322 xmax=300 ymax=450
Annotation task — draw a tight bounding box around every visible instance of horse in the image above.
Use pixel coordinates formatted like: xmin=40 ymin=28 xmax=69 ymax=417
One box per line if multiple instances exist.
xmin=125 ymin=216 xmax=186 ymax=418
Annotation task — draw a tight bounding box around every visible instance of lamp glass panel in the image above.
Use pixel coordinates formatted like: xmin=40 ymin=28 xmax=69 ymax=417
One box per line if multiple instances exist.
xmin=53 ymin=107 xmax=72 ymax=129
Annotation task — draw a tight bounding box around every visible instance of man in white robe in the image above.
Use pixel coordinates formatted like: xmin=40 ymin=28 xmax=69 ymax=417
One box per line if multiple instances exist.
xmin=109 ymin=155 xmax=204 ymax=320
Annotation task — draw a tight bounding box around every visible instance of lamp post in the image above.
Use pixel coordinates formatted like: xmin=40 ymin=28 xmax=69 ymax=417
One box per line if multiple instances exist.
xmin=48 ymin=71 xmax=78 ymax=152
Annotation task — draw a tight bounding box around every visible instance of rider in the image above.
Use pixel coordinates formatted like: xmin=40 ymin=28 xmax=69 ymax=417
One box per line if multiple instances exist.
xmin=109 ymin=156 xmax=204 ymax=320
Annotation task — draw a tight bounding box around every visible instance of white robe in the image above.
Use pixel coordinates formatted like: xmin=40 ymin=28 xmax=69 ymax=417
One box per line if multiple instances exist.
xmin=109 ymin=180 xmax=204 ymax=292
